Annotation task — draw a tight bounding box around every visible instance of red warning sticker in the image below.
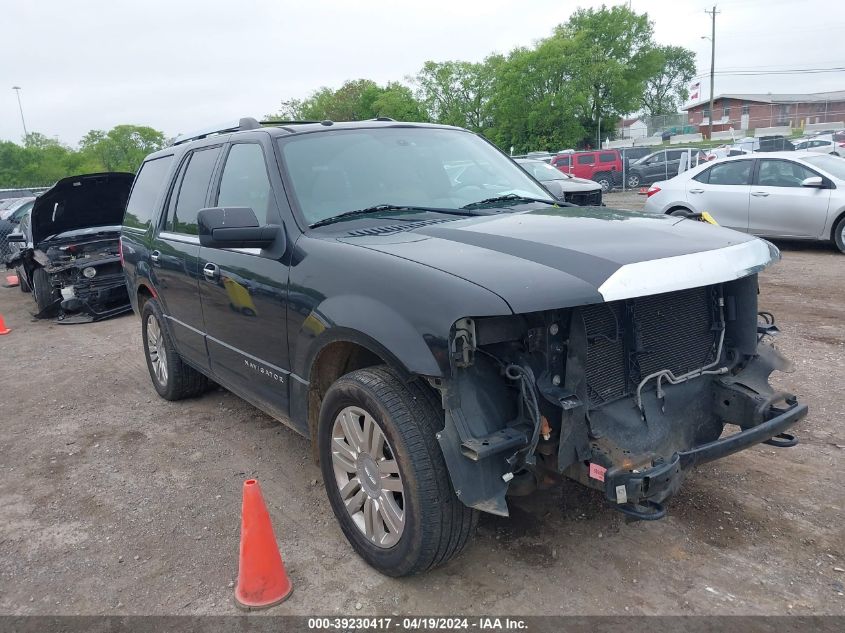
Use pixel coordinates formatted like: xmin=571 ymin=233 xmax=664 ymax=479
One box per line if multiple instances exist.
xmin=589 ymin=463 xmax=607 ymax=482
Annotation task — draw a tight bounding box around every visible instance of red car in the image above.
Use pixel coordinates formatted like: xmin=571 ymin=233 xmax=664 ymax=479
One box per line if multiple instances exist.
xmin=551 ymin=150 xmax=623 ymax=192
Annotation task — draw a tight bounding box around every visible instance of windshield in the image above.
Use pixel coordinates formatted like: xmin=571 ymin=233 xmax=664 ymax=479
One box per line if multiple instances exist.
xmin=278 ymin=127 xmax=552 ymax=225
xmin=802 ymin=154 xmax=845 ymax=180
xmin=519 ymin=160 xmax=568 ymax=182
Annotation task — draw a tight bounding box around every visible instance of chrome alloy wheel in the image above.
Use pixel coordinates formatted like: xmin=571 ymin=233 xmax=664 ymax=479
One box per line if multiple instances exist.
xmin=330 ymin=406 xmax=405 ymax=548
xmin=146 ymin=314 xmax=168 ymax=386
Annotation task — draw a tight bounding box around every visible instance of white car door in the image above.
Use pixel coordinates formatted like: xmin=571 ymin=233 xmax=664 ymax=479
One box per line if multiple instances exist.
xmin=686 ymin=159 xmax=754 ymax=232
xmin=748 ymin=159 xmax=831 ymax=238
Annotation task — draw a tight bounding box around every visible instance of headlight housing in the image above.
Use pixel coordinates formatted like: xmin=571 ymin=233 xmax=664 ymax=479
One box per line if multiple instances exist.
xmin=82 ymin=266 xmax=97 ymax=278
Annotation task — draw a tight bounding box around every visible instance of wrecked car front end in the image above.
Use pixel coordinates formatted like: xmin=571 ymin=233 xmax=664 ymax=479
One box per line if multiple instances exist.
xmin=8 ymin=172 xmax=134 ymax=323
xmin=437 ymin=273 xmax=805 ymax=519
xmin=22 ymin=228 xmax=131 ymax=322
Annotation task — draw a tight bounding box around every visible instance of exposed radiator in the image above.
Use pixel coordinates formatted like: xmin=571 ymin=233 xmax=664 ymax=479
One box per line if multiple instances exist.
xmin=582 ymin=285 xmax=720 ymax=408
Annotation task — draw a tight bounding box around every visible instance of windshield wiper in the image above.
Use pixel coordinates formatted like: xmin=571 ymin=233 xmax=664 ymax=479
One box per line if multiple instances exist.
xmin=460 ymin=194 xmax=560 ymax=210
xmin=309 ymin=204 xmax=476 ymax=229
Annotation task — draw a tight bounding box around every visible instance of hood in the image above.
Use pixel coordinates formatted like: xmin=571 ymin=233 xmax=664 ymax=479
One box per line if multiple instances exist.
xmin=339 ymin=206 xmax=777 ymax=314
xmin=31 ymin=172 xmax=134 ymax=244
xmin=543 ymin=177 xmax=600 ymax=196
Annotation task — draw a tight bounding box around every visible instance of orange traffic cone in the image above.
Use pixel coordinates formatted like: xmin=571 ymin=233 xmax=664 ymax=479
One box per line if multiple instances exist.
xmin=4 ymin=274 xmax=18 ymax=288
xmin=0 ymin=314 xmax=9 ymax=335
xmin=234 ymin=479 xmax=292 ymax=610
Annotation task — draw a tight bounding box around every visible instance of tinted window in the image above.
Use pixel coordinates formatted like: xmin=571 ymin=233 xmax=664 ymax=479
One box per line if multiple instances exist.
xmin=599 ymin=152 xmax=616 ymax=163
xmin=577 ymin=154 xmax=595 ymax=165
xmin=124 ymin=155 xmax=173 ymax=230
xmin=757 ymin=160 xmax=817 ymax=187
xmin=217 ymin=144 xmax=273 ymax=223
xmin=666 ymin=150 xmax=685 ymax=161
xmin=168 ymin=147 xmax=220 ymax=234
xmin=554 ymin=156 xmax=571 ymax=166
xmin=706 ymin=160 xmax=753 ymax=185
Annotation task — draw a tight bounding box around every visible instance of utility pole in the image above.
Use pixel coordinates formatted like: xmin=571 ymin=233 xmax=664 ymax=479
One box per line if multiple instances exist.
xmin=12 ymin=86 xmax=28 ymax=139
xmin=704 ymin=6 xmax=719 ymax=140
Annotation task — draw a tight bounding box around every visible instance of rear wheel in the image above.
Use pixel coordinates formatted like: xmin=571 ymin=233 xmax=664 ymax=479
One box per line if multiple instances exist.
xmin=593 ymin=172 xmax=612 ymax=193
xmin=141 ymin=298 xmax=208 ymax=400
xmin=318 ymin=366 xmax=477 ymax=576
xmin=834 ymin=216 xmax=845 ymax=254
xmin=32 ymin=268 xmax=58 ymax=312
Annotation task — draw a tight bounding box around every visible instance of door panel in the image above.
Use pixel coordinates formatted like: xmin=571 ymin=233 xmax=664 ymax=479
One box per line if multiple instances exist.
xmin=151 ymin=145 xmax=222 ymax=369
xmin=748 ymin=159 xmax=831 ymax=238
xmin=198 ymin=141 xmax=291 ymax=415
xmin=689 ymin=159 xmax=754 ymax=232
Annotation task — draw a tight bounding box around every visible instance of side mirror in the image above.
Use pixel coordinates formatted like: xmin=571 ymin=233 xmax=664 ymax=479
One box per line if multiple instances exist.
xmin=197 ymin=207 xmax=282 ymax=250
xmin=801 ymin=176 xmax=824 ymax=188
xmin=6 ymin=232 xmax=25 ymax=243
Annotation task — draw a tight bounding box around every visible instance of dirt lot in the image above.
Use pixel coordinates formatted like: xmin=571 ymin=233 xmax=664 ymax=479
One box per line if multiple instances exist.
xmin=1 ymin=199 xmax=843 ymax=616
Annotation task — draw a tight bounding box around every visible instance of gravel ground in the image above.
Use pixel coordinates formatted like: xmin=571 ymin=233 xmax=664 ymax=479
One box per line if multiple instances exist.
xmin=0 ymin=204 xmax=843 ymax=615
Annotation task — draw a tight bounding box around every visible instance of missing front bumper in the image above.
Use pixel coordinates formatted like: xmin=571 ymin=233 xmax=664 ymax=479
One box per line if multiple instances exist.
xmin=604 ymin=401 xmax=808 ymax=517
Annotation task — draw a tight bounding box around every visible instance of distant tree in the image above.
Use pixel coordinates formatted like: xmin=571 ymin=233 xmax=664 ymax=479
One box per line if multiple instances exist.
xmin=271 ymin=79 xmax=427 ymax=123
xmin=641 ymin=45 xmax=698 ymax=115
xmin=79 ymin=125 xmax=165 ymax=172
xmin=414 ymin=60 xmax=495 ymax=132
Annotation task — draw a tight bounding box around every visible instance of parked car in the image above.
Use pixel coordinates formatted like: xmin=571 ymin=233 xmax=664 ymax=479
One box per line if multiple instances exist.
xmin=515 ymin=158 xmax=602 ymax=205
xmin=644 ymin=152 xmax=845 ymax=252
xmin=6 ymin=172 xmax=134 ymax=321
xmin=550 ymin=149 xmax=622 ymax=192
xmin=122 ymin=117 xmax=805 ymax=576
xmin=625 ymin=148 xmax=708 ymax=188
xmin=0 ymin=197 xmax=36 ymax=263
xmin=793 ymin=136 xmax=844 ymax=156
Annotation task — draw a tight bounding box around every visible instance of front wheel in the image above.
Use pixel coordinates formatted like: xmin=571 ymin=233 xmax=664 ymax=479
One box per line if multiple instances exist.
xmin=626 ymin=173 xmax=641 ymax=188
xmin=318 ymin=366 xmax=478 ymax=576
xmin=834 ymin=215 xmax=845 ymax=254
xmin=32 ymin=267 xmax=58 ymax=312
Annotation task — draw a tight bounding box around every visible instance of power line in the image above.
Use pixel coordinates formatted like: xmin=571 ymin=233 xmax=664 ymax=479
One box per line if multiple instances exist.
xmin=692 ymin=66 xmax=845 ymax=78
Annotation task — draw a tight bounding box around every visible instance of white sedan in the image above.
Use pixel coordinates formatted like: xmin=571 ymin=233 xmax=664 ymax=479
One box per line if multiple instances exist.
xmin=643 ymin=152 xmax=845 ymax=253
xmin=793 ymin=136 xmax=845 ymax=156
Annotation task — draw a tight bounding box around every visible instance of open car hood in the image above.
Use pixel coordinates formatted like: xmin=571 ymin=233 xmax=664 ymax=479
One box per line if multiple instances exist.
xmin=31 ymin=172 xmax=134 ymax=245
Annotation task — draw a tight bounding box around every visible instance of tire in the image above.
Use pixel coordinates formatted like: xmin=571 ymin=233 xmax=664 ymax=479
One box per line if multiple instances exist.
xmin=17 ymin=267 xmax=30 ymax=293
xmin=834 ymin=215 xmax=845 ymax=254
xmin=32 ymin=267 xmax=58 ymax=312
xmin=141 ymin=298 xmax=208 ymax=400
xmin=593 ymin=172 xmax=612 ymax=193
xmin=318 ymin=365 xmax=478 ymax=576
xmin=626 ymin=173 xmax=641 ymax=188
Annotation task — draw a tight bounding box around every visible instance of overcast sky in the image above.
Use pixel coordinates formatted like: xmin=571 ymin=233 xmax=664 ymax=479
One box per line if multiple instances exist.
xmin=1 ymin=0 xmax=842 ymax=145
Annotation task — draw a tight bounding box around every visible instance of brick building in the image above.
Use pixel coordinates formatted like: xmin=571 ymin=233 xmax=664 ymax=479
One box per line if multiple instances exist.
xmin=682 ymin=90 xmax=845 ymax=134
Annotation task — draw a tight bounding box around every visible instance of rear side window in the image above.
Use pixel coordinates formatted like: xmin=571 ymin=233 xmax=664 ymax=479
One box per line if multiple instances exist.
xmin=167 ymin=147 xmax=221 ymax=235
xmin=554 ymin=156 xmax=570 ymax=166
xmin=704 ymin=160 xmax=753 ymax=185
xmin=124 ymin=155 xmax=173 ymax=230
xmin=577 ymin=154 xmax=595 ymax=165
xmin=216 ymin=144 xmax=273 ymax=223
xmin=599 ymin=152 xmax=617 ymax=163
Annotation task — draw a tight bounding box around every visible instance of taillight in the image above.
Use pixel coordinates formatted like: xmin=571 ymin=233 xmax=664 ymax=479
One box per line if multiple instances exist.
xmin=646 ymin=185 xmax=661 ymax=198
xmin=118 ymin=238 xmax=124 ymax=266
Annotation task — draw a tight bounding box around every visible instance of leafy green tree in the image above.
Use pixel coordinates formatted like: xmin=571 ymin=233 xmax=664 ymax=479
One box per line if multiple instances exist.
xmin=79 ymin=125 xmax=166 ymax=172
xmin=553 ymin=5 xmax=662 ymax=146
xmin=414 ymin=60 xmax=495 ymax=131
xmin=272 ymin=79 xmax=428 ymax=122
xmin=641 ymin=45 xmax=698 ymax=115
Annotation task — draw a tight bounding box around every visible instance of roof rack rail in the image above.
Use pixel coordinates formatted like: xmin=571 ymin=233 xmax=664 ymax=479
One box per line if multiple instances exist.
xmin=171 ymin=117 xmax=261 ymax=146
xmin=259 ymin=119 xmax=324 ymax=126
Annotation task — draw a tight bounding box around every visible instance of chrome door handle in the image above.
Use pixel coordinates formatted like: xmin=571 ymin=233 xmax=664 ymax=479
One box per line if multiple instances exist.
xmin=751 ymin=191 xmax=770 ymax=197
xmin=203 ymin=262 xmax=219 ymax=280
xmin=689 ymin=188 xmax=704 ymax=194
xmin=150 ymin=250 xmax=160 ymax=263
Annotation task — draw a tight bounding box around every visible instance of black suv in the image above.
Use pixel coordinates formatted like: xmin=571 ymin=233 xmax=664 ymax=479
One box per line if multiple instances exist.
xmin=121 ymin=118 xmax=806 ymax=576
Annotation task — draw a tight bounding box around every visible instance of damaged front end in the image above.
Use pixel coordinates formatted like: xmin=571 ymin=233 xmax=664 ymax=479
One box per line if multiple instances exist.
xmin=13 ymin=234 xmax=131 ymax=323
xmin=434 ymin=274 xmax=807 ymax=519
